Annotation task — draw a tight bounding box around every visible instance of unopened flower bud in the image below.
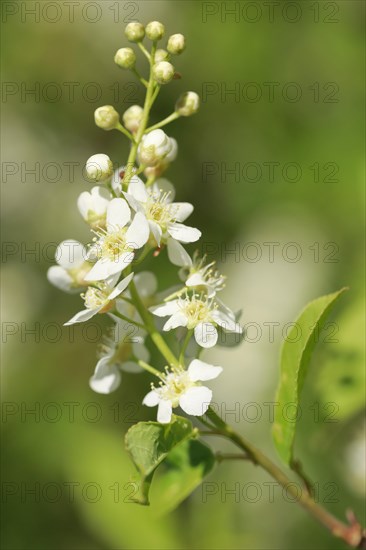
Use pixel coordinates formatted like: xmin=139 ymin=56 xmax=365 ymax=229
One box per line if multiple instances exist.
xmin=114 ymin=47 xmax=136 ymax=69
xmin=94 ymin=105 xmax=120 ymax=130
xmin=153 ymin=61 xmax=174 ymax=84
xmin=85 ymin=154 xmax=113 ymax=182
xmin=122 ymin=105 xmax=144 ymax=133
xmin=124 ymin=21 xmax=145 ymax=42
xmin=167 ymin=33 xmax=186 ymax=55
xmin=138 ymin=129 xmax=177 ymax=167
xmin=145 ymin=21 xmax=165 ymax=41
xmin=175 ymin=91 xmax=200 ymax=117
xmin=155 ymin=48 xmax=169 ymax=63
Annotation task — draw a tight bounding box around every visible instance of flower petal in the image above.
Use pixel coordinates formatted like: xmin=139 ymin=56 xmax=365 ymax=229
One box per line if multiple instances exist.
xmin=211 ymin=310 xmax=243 ymax=333
xmin=56 ymin=240 xmax=86 ymax=269
xmin=188 ymin=359 xmax=223 ymax=382
xmin=143 ymin=390 xmax=160 ymax=407
xmin=125 ymin=212 xmax=150 ymax=249
xmin=122 ymin=361 xmax=143 ymax=373
xmin=194 ymin=322 xmax=218 ymax=348
xmin=148 ymin=220 xmax=162 ymax=246
xmin=167 ymin=238 xmax=192 ymax=267
xmin=47 ymin=266 xmax=74 ymax=293
xmin=134 ymin=271 xmax=158 ymax=297
xmin=185 ymin=272 xmax=206 ymax=287
xmin=64 ymin=307 xmax=100 ymax=326
xmin=106 ymin=198 xmax=131 ymax=232
xmin=107 ymin=272 xmax=134 ymax=300
xmin=163 ymin=312 xmax=187 ymax=331
xmin=84 ymin=254 xmax=133 ymax=281
xmin=173 ymin=202 xmax=194 ymax=222
xmin=167 ymin=223 xmax=201 ymax=244
xmin=150 ymin=300 xmax=180 ymax=317
xmin=89 ymin=358 xmax=121 ymax=394
xmin=151 ymin=178 xmax=175 ymax=200
xmin=157 ymin=400 xmax=173 ymax=423
xmin=179 ymin=386 xmax=212 ymax=416
xmin=128 ymin=175 xmax=148 ymax=202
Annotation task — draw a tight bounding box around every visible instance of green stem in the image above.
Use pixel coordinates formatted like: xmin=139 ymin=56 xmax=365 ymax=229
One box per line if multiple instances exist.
xmin=132 ymin=67 xmax=148 ymax=87
xmin=122 ymin=42 xmax=158 ymax=191
xmin=137 ymin=41 xmax=151 ymax=61
xmin=138 ymin=359 xmax=161 ymax=378
xmin=115 ymin=122 xmax=134 ymax=142
xmin=205 ymin=408 xmax=365 ymax=548
xmin=129 ymin=280 xmax=179 ymax=367
xmin=179 ymin=329 xmax=193 ymax=365
xmin=112 ymin=310 xmax=145 ymax=330
xmin=145 ymin=111 xmax=180 ymax=133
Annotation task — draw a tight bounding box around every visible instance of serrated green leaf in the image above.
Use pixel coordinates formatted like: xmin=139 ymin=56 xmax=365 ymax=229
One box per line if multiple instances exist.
xmin=125 ymin=415 xmax=194 ymax=504
xmin=272 ymin=287 xmax=347 ymax=465
xmin=151 ymin=439 xmax=216 ymax=515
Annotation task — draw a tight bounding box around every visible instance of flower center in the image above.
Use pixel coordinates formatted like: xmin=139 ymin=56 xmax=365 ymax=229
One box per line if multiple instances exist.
xmin=181 ymin=297 xmax=212 ymax=328
xmin=145 ymin=192 xmax=177 ymax=228
xmin=100 ymin=229 xmax=129 ymax=260
xmin=157 ymin=367 xmax=194 ymax=406
xmin=83 ymin=285 xmax=110 ymax=310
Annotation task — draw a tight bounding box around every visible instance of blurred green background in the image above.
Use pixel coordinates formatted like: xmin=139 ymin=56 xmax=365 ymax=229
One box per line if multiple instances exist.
xmin=1 ymin=1 xmax=365 ymax=548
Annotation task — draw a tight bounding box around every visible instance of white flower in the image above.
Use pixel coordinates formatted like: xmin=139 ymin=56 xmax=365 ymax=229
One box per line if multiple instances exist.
xmin=124 ymin=177 xmax=201 ymax=266
xmin=111 ymin=165 xmax=139 ymax=196
xmin=85 ymin=154 xmax=113 ymax=182
xmin=180 ymin=253 xmax=226 ymax=297
xmin=77 ymin=186 xmax=111 ymax=228
xmin=64 ymin=272 xmax=134 ymax=325
xmin=150 ymin=293 xmax=242 ymax=348
xmin=89 ymin=318 xmax=149 ymax=394
xmin=47 ymin=240 xmax=90 ymax=293
xmin=143 ymin=360 xmax=222 ymax=423
xmin=84 ymin=198 xmax=149 ymax=281
xmin=123 ymin=105 xmax=144 ymax=134
xmin=138 ymin=129 xmax=177 ymax=167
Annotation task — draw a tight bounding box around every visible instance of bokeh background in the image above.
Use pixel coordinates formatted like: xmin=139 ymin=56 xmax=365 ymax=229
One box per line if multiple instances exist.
xmin=1 ymin=1 xmax=365 ymax=548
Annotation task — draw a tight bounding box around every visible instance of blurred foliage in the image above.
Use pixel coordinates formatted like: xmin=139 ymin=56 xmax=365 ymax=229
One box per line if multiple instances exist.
xmin=1 ymin=1 xmax=364 ymax=549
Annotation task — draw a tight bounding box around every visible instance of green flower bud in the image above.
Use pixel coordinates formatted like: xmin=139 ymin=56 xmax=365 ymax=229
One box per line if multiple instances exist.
xmin=145 ymin=21 xmax=165 ymax=41
xmin=175 ymin=91 xmax=200 ymax=116
xmin=167 ymin=33 xmax=186 ymax=55
xmin=153 ymin=61 xmax=174 ymax=84
xmin=124 ymin=21 xmax=145 ymax=42
xmin=85 ymin=154 xmax=113 ymax=182
xmin=114 ymin=47 xmax=136 ymax=69
xmin=155 ymin=48 xmax=169 ymax=63
xmin=94 ymin=105 xmax=120 ymax=130
xmin=122 ymin=105 xmax=144 ymax=133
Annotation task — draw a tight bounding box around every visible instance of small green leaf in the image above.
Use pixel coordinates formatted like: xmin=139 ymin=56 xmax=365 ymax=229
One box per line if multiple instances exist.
xmin=151 ymin=439 xmax=216 ymax=515
xmin=272 ymin=287 xmax=347 ymax=465
xmin=125 ymin=415 xmax=194 ymax=504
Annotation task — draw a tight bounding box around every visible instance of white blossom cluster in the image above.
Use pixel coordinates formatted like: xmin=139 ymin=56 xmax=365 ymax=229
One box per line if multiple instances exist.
xmin=47 ymin=20 xmax=243 ymax=424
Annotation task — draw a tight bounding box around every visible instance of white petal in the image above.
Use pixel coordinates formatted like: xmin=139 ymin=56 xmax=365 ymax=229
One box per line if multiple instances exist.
xmin=134 ymin=271 xmax=157 ymax=297
xmin=107 ymin=272 xmax=134 ymax=300
xmin=151 ymin=178 xmax=175 ymax=200
xmin=211 ymin=310 xmax=243 ymax=333
xmin=89 ymin=358 xmax=121 ymax=394
xmin=188 ymin=359 xmax=223 ymax=382
xmin=56 ymin=240 xmax=86 ymax=269
xmin=167 ymin=238 xmax=192 ymax=267
xmin=90 ymin=186 xmax=110 ymax=214
xmin=167 ymin=223 xmax=201 ymax=244
xmin=150 ymin=300 xmax=180 ymax=317
xmin=77 ymin=191 xmax=92 ymax=219
xmin=125 ymin=212 xmax=150 ymax=249
xmin=173 ymin=202 xmax=194 ymax=222
xmin=185 ymin=272 xmax=206 ymax=287
xmin=64 ymin=307 xmax=100 ymax=326
xmin=111 ymin=165 xmax=124 ymax=194
xmin=143 ymin=390 xmax=160 ymax=407
xmin=163 ymin=312 xmax=187 ymax=331
xmin=122 ymin=361 xmax=143 ymax=373
xmin=157 ymin=400 xmax=173 ymax=423
xmin=194 ymin=322 xmax=218 ymax=348
xmin=128 ymin=175 xmax=148 ymax=202
xmin=132 ymin=342 xmax=150 ymax=363
xmin=106 ymin=198 xmax=131 ymax=232
xmin=84 ymin=254 xmax=133 ymax=281
xmin=123 ymin=192 xmax=144 ymax=213
xmin=148 ymin=220 xmax=162 ymax=246
xmin=47 ymin=266 xmax=74 ymax=293
xmin=179 ymin=387 xmax=212 ymax=416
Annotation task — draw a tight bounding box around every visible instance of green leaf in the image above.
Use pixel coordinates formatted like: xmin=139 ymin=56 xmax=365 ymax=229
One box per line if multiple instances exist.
xmin=125 ymin=415 xmax=194 ymax=504
xmin=272 ymin=287 xmax=347 ymax=465
xmin=151 ymin=439 xmax=216 ymax=515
